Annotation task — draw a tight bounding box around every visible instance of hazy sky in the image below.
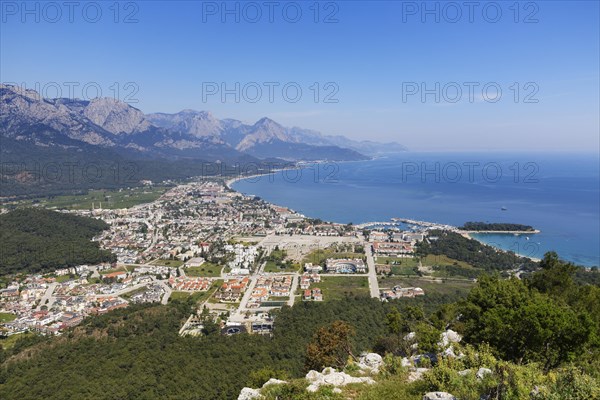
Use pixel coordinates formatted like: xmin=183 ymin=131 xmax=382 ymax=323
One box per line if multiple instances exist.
xmin=1 ymin=1 xmax=599 ymax=151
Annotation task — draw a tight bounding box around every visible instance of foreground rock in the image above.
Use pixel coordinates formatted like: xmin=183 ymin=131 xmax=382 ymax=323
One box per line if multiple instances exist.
xmin=476 ymin=367 xmax=493 ymax=379
xmin=357 ymin=352 xmax=384 ymax=373
xmin=261 ymin=378 xmax=287 ymax=388
xmin=423 ymin=392 xmax=457 ymax=400
xmin=438 ymin=329 xmax=462 ymax=348
xmin=306 ymin=367 xmax=376 ymax=392
xmin=408 ymin=368 xmax=431 ymax=382
xmin=237 ymin=387 xmax=261 ymax=400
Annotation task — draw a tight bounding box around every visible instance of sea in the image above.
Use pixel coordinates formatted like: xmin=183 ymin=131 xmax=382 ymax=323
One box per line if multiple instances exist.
xmin=232 ymin=152 xmax=600 ymax=267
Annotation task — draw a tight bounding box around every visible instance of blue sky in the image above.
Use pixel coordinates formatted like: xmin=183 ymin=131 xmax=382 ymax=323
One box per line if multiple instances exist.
xmin=1 ymin=1 xmax=599 ymax=151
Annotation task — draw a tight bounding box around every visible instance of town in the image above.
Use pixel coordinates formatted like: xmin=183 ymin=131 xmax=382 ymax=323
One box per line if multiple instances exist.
xmin=0 ymin=180 xmax=444 ymax=338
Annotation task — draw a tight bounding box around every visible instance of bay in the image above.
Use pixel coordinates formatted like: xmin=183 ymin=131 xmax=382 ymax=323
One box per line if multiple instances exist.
xmin=232 ymin=152 xmax=600 ymax=267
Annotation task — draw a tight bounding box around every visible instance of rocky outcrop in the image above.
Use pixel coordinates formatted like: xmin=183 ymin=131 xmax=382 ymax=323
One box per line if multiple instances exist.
xmin=423 ymin=392 xmax=457 ymax=400
xmin=83 ymin=97 xmax=151 ymax=135
xmin=438 ymin=329 xmax=462 ymax=348
xmin=476 ymin=367 xmax=493 ymax=379
xmin=147 ymin=110 xmax=223 ymax=138
xmin=261 ymin=378 xmax=287 ymax=388
xmin=237 ymin=387 xmax=261 ymax=400
xmin=305 ymin=367 xmax=376 ymax=392
xmin=235 ymin=118 xmax=291 ymax=152
xmin=408 ymin=368 xmax=431 ymax=382
xmin=357 ymin=353 xmax=383 ymax=373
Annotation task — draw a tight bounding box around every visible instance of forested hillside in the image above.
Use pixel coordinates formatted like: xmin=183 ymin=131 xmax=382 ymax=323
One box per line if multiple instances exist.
xmin=459 ymin=222 xmax=535 ymax=232
xmin=0 ymin=208 xmax=115 ymax=275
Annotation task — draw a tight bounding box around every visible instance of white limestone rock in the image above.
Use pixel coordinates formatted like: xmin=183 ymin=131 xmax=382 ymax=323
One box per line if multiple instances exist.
xmin=441 ymin=346 xmax=456 ymax=358
xmin=438 ymin=329 xmax=462 ymax=348
xmin=407 ymin=368 xmax=430 ymax=382
xmin=237 ymin=387 xmax=261 ymax=400
xmin=357 ymin=353 xmax=383 ymax=372
xmin=306 ymin=383 xmax=320 ymax=393
xmin=423 ymin=392 xmax=457 ymax=400
xmin=305 ymin=370 xmax=321 ymax=381
xmin=305 ymin=367 xmax=376 ymax=391
xmin=476 ymin=367 xmax=493 ymax=379
xmin=261 ymin=378 xmax=286 ymax=388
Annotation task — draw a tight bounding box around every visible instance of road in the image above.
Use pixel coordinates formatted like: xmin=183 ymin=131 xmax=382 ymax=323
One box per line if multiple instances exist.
xmin=287 ymin=274 xmax=299 ymax=307
xmin=230 ymin=276 xmax=259 ymax=322
xmin=155 ymin=280 xmax=173 ymax=304
xmin=365 ymin=242 xmax=380 ymax=298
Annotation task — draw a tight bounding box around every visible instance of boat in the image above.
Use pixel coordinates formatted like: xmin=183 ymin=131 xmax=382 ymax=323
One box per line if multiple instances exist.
xmin=501 ymin=207 xmax=508 ymax=211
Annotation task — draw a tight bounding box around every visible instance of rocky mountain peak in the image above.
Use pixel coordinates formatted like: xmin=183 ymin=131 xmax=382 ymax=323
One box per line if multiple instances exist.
xmin=146 ymin=110 xmax=223 ymax=138
xmin=83 ymin=97 xmax=150 ymax=135
xmin=235 ymin=116 xmax=290 ymax=151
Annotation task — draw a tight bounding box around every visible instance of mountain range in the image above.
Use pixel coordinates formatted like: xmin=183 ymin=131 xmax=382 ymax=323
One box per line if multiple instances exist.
xmin=0 ymin=84 xmax=406 ymax=163
xmin=0 ymin=84 xmax=407 ymax=197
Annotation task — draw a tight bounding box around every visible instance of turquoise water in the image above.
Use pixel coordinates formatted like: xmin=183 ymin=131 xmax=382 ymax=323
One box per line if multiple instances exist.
xmin=233 ymin=152 xmax=600 ymax=267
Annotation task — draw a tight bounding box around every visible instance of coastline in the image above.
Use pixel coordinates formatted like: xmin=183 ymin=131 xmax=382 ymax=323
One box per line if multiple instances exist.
xmin=222 ymin=154 xmax=600 ymax=267
xmin=226 ymin=171 xmax=544 ymax=264
xmin=225 ymin=166 xmax=300 ymax=190
xmin=466 ymin=232 xmax=542 ymax=262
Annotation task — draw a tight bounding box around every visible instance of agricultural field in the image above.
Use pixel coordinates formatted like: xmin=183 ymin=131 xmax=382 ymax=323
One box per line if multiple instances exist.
xmin=185 ymin=262 xmax=222 ymax=277
xmin=6 ymin=186 xmax=171 ymax=210
xmin=54 ymin=274 xmax=76 ymax=283
xmin=390 ymin=265 xmax=420 ymax=276
xmin=420 ymin=254 xmax=482 ymax=279
xmin=0 ymin=312 xmax=16 ymax=323
xmin=313 ymin=276 xmax=370 ymax=301
xmin=375 ymin=256 xmax=419 ymax=268
xmin=421 ymin=254 xmax=474 ymax=269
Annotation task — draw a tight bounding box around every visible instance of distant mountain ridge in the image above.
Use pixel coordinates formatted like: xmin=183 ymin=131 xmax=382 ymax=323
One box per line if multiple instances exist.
xmin=147 ymin=110 xmax=408 ymax=157
xmin=1 ymin=84 xmax=406 ymax=163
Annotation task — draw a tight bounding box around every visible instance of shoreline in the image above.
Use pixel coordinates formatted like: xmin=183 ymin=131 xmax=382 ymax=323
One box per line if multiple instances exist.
xmin=225 ymin=157 xmax=377 ymax=190
xmin=225 ymin=164 xmax=311 ymax=190
xmin=461 ymin=232 xmax=542 ymax=262
xmin=224 ymin=173 xmax=545 ymax=264
xmin=457 ymin=229 xmax=541 ymax=235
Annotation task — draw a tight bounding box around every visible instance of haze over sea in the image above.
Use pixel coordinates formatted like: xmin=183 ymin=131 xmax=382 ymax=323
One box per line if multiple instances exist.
xmin=233 ymin=152 xmax=600 ymax=267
